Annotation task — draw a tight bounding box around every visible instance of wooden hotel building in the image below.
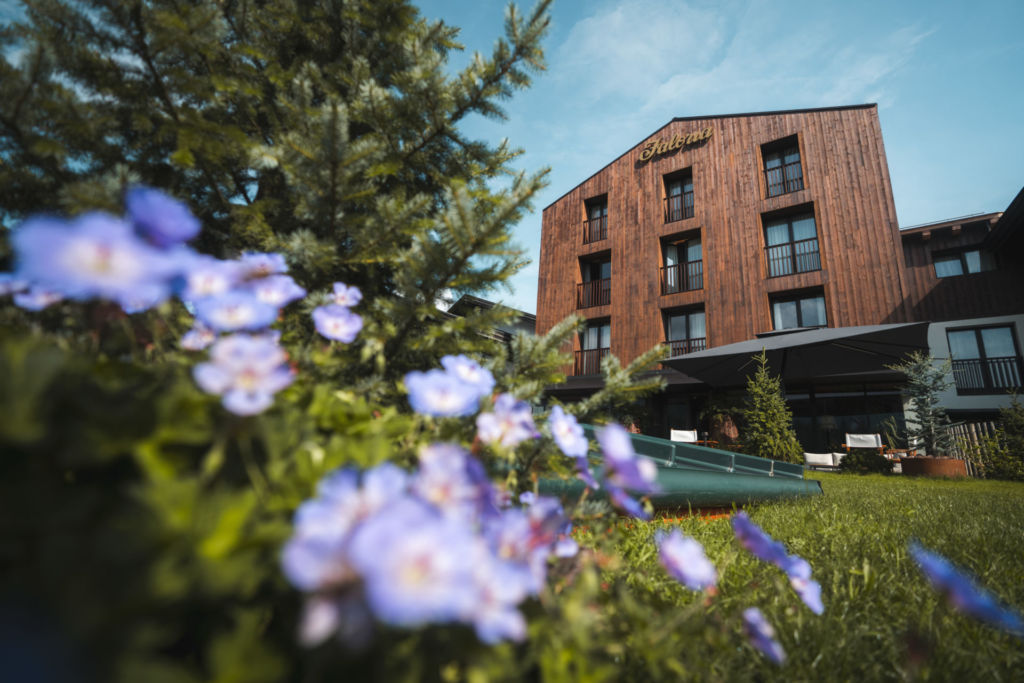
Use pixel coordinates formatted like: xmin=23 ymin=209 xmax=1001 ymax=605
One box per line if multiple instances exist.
xmin=535 ymin=104 xmax=1024 ymax=450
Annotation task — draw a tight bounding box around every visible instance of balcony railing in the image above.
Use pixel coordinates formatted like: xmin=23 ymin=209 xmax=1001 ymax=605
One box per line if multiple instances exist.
xmin=951 ymin=356 xmax=1023 ymax=394
xmin=765 ymin=161 xmax=804 ymax=197
xmin=577 ymin=278 xmax=611 ymax=309
xmin=667 ymin=337 xmax=706 ymax=356
xmin=664 ymin=191 xmax=695 ymax=222
xmin=766 ymin=237 xmax=820 ymax=278
xmin=583 ymin=215 xmax=608 ymax=244
xmin=575 ymin=348 xmax=609 ymax=375
xmin=660 ymin=260 xmax=703 ymax=294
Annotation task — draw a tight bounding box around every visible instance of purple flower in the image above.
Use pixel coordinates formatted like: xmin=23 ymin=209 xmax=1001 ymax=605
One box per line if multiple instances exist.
xmin=476 ymin=394 xmax=540 ymax=448
xmin=405 ymin=368 xmax=481 ymax=417
xmin=910 ymin=542 xmax=1024 ymax=634
xmin=181 ymin=323 xmax=216 ymax=351
xmin=731 ymin=511 xmax=790 ymax=567
xmin=598 ymin=423 xmax=659 ymax=493
xmin=181 ymin=256 xmax=242 ymax=301
xmin=192 ymin=333 xmax=294 ymax=414
xmin=0 ymin=273 xmax=28 ymax=296
xmin=466 ymin=549 xmax=529 ymax=644
xmin=732 ymin=512 xmax=824 ymax=614
xmin=13 ymin=213 xmax=171 ymax=304
xmin=607 ymin=484 xmax=650 ymax=520
xmin=250 ymin=274 xmax=307 ymax=307
xmin=13 ymin=287 xmax=62 ymax=311
xmin=348 ymin=499 xmax=477 ymax=627
xmin=742 ymin=608 xmax=786 ymax=665
xmin=239 ymin=251 xmax=288 ymax=278
xmin=441 ymin=354 xmax=495 ymax=399
xmin=124 ymin=186 xmax=200 ymax=247
xmin=194 ymin=290 xmax=278 ymax=332
xmin=332 ymin=282 xmax=363 ymax=307
xmin=118 ymin=281 xmax=171 ymax=314
xmin=413 ymin=443 xmax=498 ymax=521
xmin=312 ymin=304 xmax=363 ymax=342
xmin=548 ymin=405 xmax=588 ymax=458
xmin=658 ymin=529 xmax=717 ymax=591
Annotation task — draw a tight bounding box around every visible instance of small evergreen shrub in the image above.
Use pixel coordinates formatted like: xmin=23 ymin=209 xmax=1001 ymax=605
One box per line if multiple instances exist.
xmin=739 ymin=351 xmax=803 ymax=464
xmin=838 ymin=450 xmax=893 ymax=474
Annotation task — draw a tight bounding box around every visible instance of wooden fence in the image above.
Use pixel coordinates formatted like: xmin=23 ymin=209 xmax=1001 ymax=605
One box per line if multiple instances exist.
xmin=945 ymin=421 xmax=1000 ymax=478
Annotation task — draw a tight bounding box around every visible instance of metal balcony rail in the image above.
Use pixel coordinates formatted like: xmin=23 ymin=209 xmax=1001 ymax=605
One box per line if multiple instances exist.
xmin=765 ymin=161 xmax=804 ymax=197
xmin=582 ymin=215 xmax=608 ymax=244
xmin=766 ymin=237 xmax=820 ymax=278
xmin=575 ymin=348 xmax=609 ymax=375
xmin=576 ymin=278 xmax=611 ymax=309
xmin=664 ymin=191 xmax=695 ymax=222
xmin=668 ymin=337 xmax=706 ymax=356
xmin=951 ymin=356 xmax=1023 ymax=393
xmin=660 ymin=260 xmax=703 ymax=294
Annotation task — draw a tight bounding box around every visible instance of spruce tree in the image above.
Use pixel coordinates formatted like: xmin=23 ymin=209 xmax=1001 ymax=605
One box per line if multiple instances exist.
xmin=890 ymin=351 xmax=953 ymax=456
xmin=740 ymin=351 xmax=803 ymax=463
xmin=0 ymin=0 xmax=552 ymax=388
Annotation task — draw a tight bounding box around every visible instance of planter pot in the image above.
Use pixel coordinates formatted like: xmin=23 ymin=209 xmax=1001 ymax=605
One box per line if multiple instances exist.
xmin=900 ymin=457 xmax=967 ymax=478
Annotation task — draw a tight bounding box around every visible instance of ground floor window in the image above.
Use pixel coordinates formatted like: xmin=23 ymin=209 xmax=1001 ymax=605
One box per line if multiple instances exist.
xmin=770 ymin=291 xmax=826 ymax=330
xmin=947 ymin=326 xmax=1022 ymax=394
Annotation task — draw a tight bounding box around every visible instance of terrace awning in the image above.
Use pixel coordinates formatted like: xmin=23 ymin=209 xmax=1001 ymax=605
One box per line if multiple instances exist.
xmin=662 ymin=322 xmax=931 ymax=388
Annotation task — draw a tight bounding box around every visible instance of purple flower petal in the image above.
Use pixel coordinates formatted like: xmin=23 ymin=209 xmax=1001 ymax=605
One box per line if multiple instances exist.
xmin=910 ymin=542 xmax=1024 ymax=633
xmin=476 ymin=393 xmax=539 ymax=448
xmin=125 ymin=186 xmax=200 ymax=247
xmin=250 ymin=274 xmax=306 ymax=307
xmin=332 ymin=282 xmax=363 ymax=307
xmin=404 ymin=368 xmax=480 ymax=417
xmin=658 ymin=529 xmax=717 ymax=591
xmin=441 ymin=354 xmax=495 ymax=399
xmin=548 ymin=405 xmax=588 ymax=458
xmin=195 ymin=291 xmax=278 ymax=331
xmin=742 ymin=608 xmax=786 ymax=664
xmin=312 ymin=304 xmax=362 ymax=342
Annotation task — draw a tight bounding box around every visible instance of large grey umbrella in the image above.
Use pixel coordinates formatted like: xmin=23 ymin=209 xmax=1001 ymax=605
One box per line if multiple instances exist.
xmin=663 ymin=323 xmax=930 ymax=387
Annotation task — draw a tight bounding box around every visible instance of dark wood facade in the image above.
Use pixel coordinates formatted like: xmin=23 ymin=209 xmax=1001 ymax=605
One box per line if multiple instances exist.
xmin=900 ymin=214 xmax=1024 ymax=322
xmin=536 ymin=105 xmax=911 ymax=371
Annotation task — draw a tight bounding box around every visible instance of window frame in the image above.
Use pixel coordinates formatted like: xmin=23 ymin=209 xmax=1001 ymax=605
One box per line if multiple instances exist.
xmin=761 ymin=135 xmax=804 ymax=198
xmin=576 ymin=254 xmax=611 ymax=309
xmin=660 ymin=233 xmax=703 ymax=294
xmin=576 ymin=319 xmax=611 ymax=375
xmin=932 ymin=247 xmax=996 ymax=279
xmin=945 ymin=324 xmax=1023 ymax=395
xmin=769 ymin=290 xmax=828 ymax=331
xmin=583 ymin=195 xmax=608 ymax=244
xmin=763 ymin=210 xmax=820 ymax=278
xmin=664 ymin=308 xmax=707 ymax=356
xmin=663 ymin=168 xmax=694 ymax=223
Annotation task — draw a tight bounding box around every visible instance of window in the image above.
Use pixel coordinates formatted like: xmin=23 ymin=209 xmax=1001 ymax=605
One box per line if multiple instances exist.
xmin=665 ymin=309 xmax=706 ymax=356
xmin=770 ymin=291 xmax=827 ymax=330
xmin=764 ymin=212 xmax=820 ymax=277
xmin=577 ymin=257 xmax=611 ymax=309
xmin=762 ymin=136 xmax=804 ymax=197
xmin=664 ymin=170 xmax=694 ymax=222
xmin=933 ymin=249 xmax=996 ymax=278
xmin=583 ymin=196 xmax=608 ymax=244
xmin=576 ymin=321 xmax=610 ymax=375
xmin=661 ymin=236 xmax=703 ymax=294
xmin=947 ymin=326 xmax=1022 ymax=394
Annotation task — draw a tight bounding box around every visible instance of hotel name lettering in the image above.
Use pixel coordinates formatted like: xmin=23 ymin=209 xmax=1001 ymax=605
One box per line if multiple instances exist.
xmin=638 ymin=127 xmax=713 ymax=163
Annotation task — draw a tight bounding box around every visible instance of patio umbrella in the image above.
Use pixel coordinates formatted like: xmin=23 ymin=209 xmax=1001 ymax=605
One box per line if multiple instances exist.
xmin=663 ymin=322 xmax=930 ymax=388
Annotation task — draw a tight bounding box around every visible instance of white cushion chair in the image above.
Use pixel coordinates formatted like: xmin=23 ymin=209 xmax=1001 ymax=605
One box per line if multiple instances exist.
xmin=670 ymin=429 xmax=698 ymax=443
xmin=803 ymin=452 xmax=836 ymax=470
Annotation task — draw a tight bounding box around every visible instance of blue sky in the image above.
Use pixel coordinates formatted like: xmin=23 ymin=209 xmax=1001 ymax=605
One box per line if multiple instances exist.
xmin=416 ymin=0 xmax=1024 ymax=314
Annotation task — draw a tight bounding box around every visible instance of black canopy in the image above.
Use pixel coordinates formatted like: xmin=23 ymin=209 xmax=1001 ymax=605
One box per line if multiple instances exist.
xmin=663 ymin=323 xmax=930 ymax=388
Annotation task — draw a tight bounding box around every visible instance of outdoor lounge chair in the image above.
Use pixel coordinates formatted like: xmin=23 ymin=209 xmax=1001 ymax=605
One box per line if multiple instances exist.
xmin=843 ymin=433 xmax=885 ymax=456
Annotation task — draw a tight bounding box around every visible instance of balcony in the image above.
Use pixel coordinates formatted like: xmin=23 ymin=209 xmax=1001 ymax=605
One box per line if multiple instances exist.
xmin=577 ymin=278 xmax=611 ymax=309
xmin=583 ymin=215 xmax=608 ymax=244
xmin=667 ymin=337 xmax=706 ymax=356
xmin=951 ymin=356 xmax=1023 ymax=394
xmin=660 ymin=260 xmax=703 ymax=294
xmin=766 ymin=237 xmax=820 ymax=278
xmin=765 ymin=161 xmax=804 ymax=197
xmin=575 ymin=348 xmax=609 ymax=375
xmin=664 ymin=191 xmax=694 ymax=223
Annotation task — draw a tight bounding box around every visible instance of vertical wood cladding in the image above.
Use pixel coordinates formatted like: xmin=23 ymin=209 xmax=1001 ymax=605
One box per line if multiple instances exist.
xmin=536 ymin=105 xmax=910 ymax=370
xmin=900 ymin=219 xmax=1024 ymax=321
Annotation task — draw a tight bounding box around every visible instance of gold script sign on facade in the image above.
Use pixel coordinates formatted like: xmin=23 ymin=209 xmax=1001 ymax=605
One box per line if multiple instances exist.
xmin=638 ymin=127 xmax=713 ymax=163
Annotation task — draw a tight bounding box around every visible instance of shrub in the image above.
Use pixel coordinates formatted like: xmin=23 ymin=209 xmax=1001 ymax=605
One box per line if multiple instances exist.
xmin=838 ymin=450 xmax=893 ymax=474
xmin=740 ymin=351 xmax=803 ymax=463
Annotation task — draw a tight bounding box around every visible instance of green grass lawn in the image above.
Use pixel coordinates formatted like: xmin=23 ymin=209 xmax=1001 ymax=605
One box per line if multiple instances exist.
xmin=587 ymin=473 xmax=1024 ymax=681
